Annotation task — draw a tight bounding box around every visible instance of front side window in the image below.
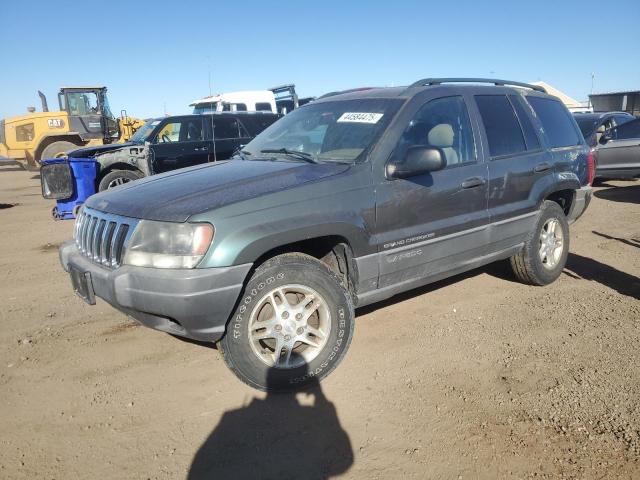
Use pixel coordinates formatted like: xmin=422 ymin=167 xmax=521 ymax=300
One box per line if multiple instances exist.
xmin=526 ymin=97 xmax=581 ymax=148
xmin=391 ymin=96 xmax=476 ymax=168
xmin=155 ymin=118 xmax=203 ymax=143
xmin=66 ymin=92 xmax=99 ymax=116
xmin=242 ymin=98 xmax=403 ymax=163
xmin=221 ymin=103 xmax=247 ymax=112
xmin=575 ymin=116 xmax=599 ymax=138
xmin=475 ymin=95 xmax=526 ymax=157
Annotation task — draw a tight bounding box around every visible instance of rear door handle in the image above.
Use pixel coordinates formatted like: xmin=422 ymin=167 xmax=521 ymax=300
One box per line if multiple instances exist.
xmin=461 ymin=177 xmax=486 ymax=189
xmin=534 ymin=162 xmax=552 ymax=173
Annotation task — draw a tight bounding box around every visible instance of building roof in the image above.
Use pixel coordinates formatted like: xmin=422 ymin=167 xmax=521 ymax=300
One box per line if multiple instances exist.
xmin=590 ymin=90 xmax=640 ymax=97
xmin=530 ymin=81 xmax=583 ymax=108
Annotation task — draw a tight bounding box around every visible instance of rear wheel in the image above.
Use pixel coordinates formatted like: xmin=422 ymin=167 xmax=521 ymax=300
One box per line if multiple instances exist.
xmin=220 ymin=253 xmax=355 ymax=391
xmin=98 ymin=169 xmax=143 ymax=191
xmin=510 ymin=200 xmax=569 ymax=286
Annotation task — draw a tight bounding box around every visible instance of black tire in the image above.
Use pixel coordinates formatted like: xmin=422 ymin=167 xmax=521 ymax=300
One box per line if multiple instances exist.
xmin=510 ymin=200 xmax=570 ymax=286
xmin=220 ymin=253 xmax=355 ymax=392
xmin=98 ymin=169 xmax=143 ymax=191
xmin=40 ymin=141 xmax=79 ymax=162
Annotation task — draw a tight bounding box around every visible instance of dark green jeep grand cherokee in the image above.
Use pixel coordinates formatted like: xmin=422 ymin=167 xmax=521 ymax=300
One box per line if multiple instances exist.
xmin=60 ymin=78 xmax=593 ymax=391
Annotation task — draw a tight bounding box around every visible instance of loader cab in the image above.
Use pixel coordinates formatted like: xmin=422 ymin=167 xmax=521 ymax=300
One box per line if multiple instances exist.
xmin=58 ymin=87 xmax=119 ymax=143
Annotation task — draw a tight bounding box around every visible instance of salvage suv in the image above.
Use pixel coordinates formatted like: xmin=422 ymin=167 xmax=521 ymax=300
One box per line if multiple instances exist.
xmin=59 ymin=78 xmax=593 ymax=391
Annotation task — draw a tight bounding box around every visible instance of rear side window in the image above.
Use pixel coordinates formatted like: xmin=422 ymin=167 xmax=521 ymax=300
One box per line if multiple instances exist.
xmin=475 ymin=95 xmax=526 ymax=157
xmin=241 ymin=116 xmax=280 ymax=136
xmin=526 ymin=97 xmax=581 ymax=148
xmin=255 ymin=102 xmax=273 ymax=112
xmin=211 ymin=118 xmax=240 ymax=139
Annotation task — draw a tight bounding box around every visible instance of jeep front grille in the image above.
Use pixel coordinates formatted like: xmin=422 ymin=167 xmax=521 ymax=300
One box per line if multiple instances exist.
xmin=74 ymin=208 xmax=138 ymax=268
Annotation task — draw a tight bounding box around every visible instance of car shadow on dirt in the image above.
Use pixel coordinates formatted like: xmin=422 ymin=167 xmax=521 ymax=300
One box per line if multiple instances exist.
xmin=564 ymin=252 xmax=640 ymax=300
xmin=592 ymin=230 xmax=640 ymax=249
xmin=187 ymin=367 xmax=353 ymax=479
xmin=357 ymin=260 xmax=520 ymax=316
xmin=594 ymin=184 xmax=640 ymax=204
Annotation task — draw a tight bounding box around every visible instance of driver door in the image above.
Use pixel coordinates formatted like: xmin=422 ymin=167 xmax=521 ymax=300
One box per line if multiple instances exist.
xmin=374 ymin=95 xmax=489 ymax=288
xmin=597 ymin=119 xmax=640 ymax=174
xmin=150 ymin=117 xmax=208 ymax=173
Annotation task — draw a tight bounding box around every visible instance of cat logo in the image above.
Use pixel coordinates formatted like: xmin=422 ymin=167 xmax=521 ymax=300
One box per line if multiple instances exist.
xmin=47 ymin=119 xmax=65 ymax=129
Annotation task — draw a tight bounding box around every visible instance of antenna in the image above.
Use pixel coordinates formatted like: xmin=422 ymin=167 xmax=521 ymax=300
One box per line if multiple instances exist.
xmin=207 ymin=55 xmax=213 ymax=97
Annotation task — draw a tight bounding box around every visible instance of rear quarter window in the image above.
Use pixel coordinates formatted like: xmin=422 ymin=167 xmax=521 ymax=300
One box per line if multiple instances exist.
xmin=526 ymin=97 xmax=582 ymax=148
xmin=613 ymin=119 xmax=640 ymax=140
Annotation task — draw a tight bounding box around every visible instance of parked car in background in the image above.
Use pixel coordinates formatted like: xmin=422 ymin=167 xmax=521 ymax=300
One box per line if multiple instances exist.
xmin=69 ymin=112 xmax=281 ymax=191
xmin=573 ymin=111 xmax=634 ymax=147
xmin=60 ymin=78 xmax=593 ymax=391
xmin=573 ymin=112 xmax=639 ymax=179
xmin=191 ymin=84 xmax=314 ymax=115
xmin=592 ymin=118 xmax=640 ymax=179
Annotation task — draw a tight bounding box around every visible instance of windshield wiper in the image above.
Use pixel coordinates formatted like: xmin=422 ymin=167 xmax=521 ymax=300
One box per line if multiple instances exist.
xmin=232 ymin=149 xmax=253 ymax=160
xmin=260 ymin=148 xmax=318 ymax=164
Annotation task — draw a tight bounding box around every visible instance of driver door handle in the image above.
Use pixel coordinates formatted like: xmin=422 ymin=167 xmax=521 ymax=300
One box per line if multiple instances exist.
xmin=534 ymin=162 xmax=552 ymax=173
xmin=461 ymin=177 xmax=486 ymax=189
xmin=194 ymin=146 xmax=208 ymax=151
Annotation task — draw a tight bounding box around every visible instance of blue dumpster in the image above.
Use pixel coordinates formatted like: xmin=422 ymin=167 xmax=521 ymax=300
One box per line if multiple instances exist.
xmin=40 ymin=157 xmax=98 ymax=220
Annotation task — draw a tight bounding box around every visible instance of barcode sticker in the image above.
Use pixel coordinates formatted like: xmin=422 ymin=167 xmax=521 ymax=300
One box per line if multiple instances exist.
xmin=337 ymin=112 xmax=384 ymax=124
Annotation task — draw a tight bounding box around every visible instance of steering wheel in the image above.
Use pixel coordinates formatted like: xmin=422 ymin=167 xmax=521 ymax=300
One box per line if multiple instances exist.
xmin=161 ymin=134 xmax=171 ymax=143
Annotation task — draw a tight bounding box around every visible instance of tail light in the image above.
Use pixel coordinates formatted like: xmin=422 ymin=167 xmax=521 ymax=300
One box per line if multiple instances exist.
xmin=586 ymin=150 xmax=595 ymax=186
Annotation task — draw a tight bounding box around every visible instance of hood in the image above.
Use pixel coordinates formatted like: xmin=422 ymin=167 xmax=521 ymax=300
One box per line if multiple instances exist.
xmin=69 ymin=142 xmax=136 ymax=158
xmin=85 ymin=160 xmax=350 ymax=222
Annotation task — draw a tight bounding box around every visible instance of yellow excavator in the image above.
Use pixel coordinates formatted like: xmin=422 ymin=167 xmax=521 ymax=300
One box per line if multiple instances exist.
xmin=0 ymin=86 xmax=144 ymax=169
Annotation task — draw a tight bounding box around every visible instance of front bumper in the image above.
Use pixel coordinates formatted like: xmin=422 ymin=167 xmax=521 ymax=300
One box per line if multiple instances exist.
xmin=59 ymin=241 xmax=251 ymax=342
xmin=567 ymin=185 xmax=592 ymax=224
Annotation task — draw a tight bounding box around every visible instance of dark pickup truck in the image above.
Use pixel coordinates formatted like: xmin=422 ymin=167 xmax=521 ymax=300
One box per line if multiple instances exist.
xmin=59 ymin=78 xmax=593 ymax=391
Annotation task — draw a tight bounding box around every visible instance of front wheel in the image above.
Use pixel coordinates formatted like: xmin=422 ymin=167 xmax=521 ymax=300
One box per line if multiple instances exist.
xmin=510 ymin=200 xmax=570 ymax=286
xmin=220 ymin=253 xmax=355 ymax=391
xmin=98 ymin=169 xmax=143 ymax=191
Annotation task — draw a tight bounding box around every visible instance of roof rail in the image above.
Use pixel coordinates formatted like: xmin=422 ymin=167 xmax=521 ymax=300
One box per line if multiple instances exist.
xmin=409 ymin=78 xmax=546 ymax=93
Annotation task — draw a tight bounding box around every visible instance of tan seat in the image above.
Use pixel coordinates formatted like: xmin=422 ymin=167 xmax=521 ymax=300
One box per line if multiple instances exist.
xmin=428 ymin=124 xmax=458 ymax=165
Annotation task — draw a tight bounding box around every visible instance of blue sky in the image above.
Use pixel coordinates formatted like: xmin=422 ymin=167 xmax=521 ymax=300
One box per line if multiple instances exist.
xmin=1 ymin=0 xmax=638 ymax=119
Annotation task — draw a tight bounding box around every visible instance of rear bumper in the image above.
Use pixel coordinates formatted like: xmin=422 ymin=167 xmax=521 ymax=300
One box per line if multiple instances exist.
xmin=567 ymin=185 xmax=592 ymax=224
xmin=59 ymin=241 xmax=251 ymax=342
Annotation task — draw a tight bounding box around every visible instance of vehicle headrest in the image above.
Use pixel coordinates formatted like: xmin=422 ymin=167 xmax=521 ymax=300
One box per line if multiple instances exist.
xmin=428 ymin=124 xmax=454 ymax=148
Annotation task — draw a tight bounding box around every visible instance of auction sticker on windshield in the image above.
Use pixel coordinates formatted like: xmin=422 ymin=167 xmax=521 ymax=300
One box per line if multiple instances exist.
xmin=337 ymin=112 xmax=384 ymax=124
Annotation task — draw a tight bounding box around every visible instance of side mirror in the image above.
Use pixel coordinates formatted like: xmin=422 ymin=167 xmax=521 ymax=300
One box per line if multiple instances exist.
xmin=386 ymin=146 xmax=445 ymax=179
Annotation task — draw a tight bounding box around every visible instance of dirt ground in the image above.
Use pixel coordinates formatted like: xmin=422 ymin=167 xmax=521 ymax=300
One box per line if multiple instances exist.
xmin=0 ymin=161 xmax=639 ymax=479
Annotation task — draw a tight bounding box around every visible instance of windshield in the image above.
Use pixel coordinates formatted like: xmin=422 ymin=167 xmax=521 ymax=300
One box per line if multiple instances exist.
xmin=193 ymin=103 xmax=216 ymax=114
xmin=574 ymin=117 xmax=599 ymax=138
xmin=129 ymin=119 xmax=161 ymax=144
xmin=241 ymin=98 xmax=404 ymax=163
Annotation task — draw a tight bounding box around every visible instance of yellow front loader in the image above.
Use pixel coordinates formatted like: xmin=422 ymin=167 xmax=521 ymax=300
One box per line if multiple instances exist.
xmin=0 ymin=87 xmax=144 ymax=169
